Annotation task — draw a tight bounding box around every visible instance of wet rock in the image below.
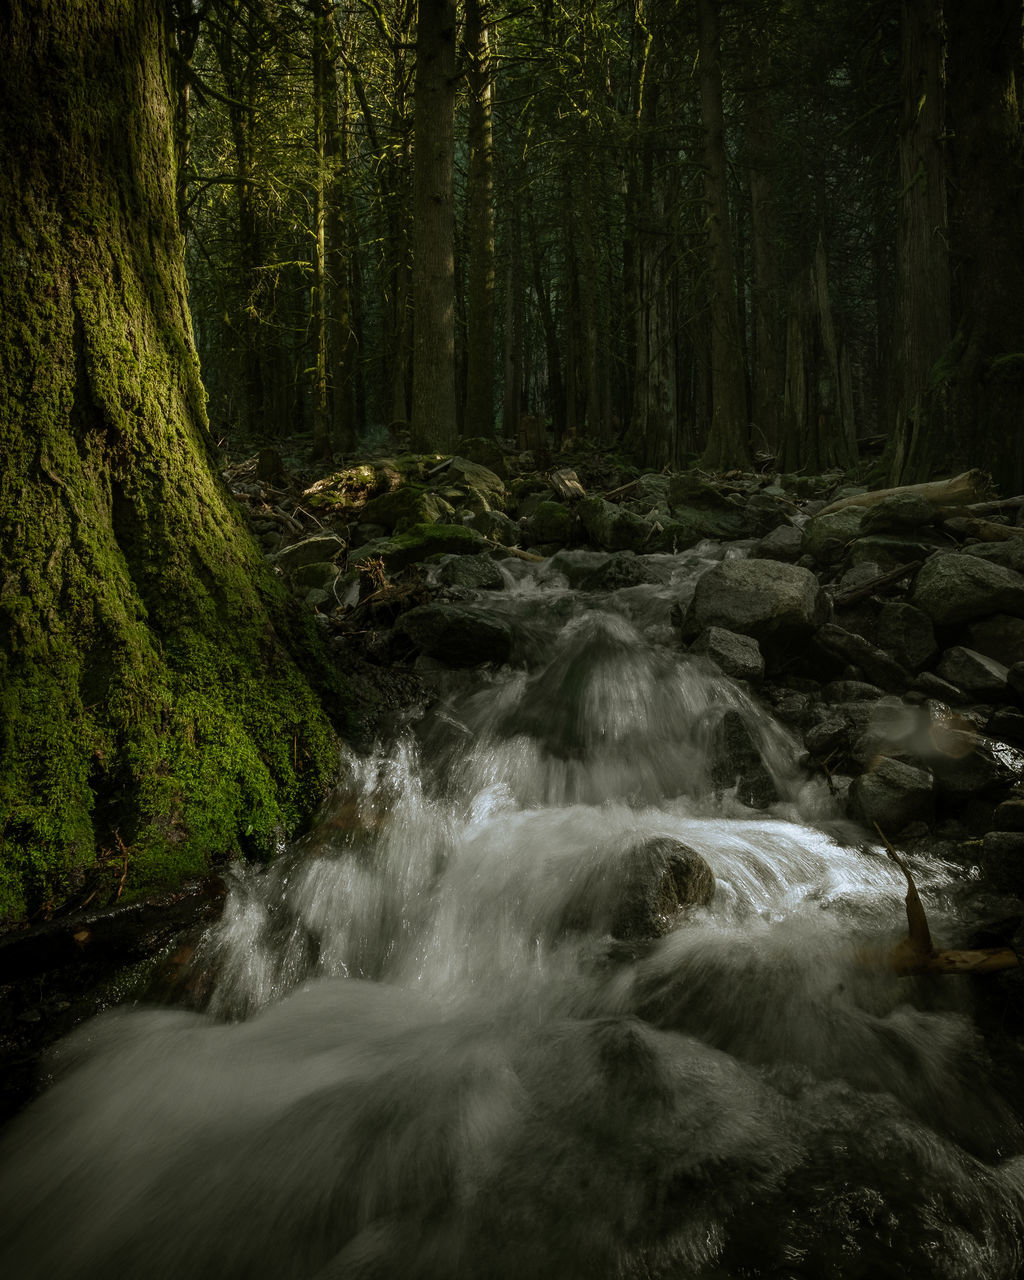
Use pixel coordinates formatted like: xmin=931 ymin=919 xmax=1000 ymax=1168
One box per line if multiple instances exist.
xmin=982 ymin=831 xmax=1024 ymax=893
xmin=577 ymin=496 xmax=652 ymax=552
xmin=936 ymin=646 xmax=1010 ymax=700
xmin=752 ymin=523 xmax=803 ymax=562
xmin=822 ymin=680 xmax=885 ymax=703
xmin=709 ymin=710 xmax=779 ymax=809
xmin=813 ymin=623 xmax=910 ymax=693
xmin=804 ymin=715 xmax=849 ymax=759
xmin=911 ymin=553 xmax=1024 ymax=627
xmin=392 ymin=603 xmax=513 ymax=667
xmin=1011 ymin=662 xmax=1024 ymax=698
xmin=988 ymin=708 xmax=1024 ymax=745
xmin=349 ymin=523 xmax=491 ymax=571
xmin=435 ymin=553 xmax=504 ymax=591
xmin=877 ymin=602 xmax=937 ymax=671
xmin=689 ymin=627 xmax=764 ymax=683
xmin=682 ymin=559 xmax=830 ymax=669
xmin=928 ymin=726 xmax=1023 ymax=801
xmin=965 ymin=615 xmax=1024 ymax=669
xmin=611 ymin=838 xmax=716 ymax=942
xmin=269 ymin=532 xmax=345 ymax=570
xmin=992 ymin=797 xmax=1024 ymax=832
xmin=573 ymin=551 xmax=664 ymax=592
xmin=801 ymin=507 xmax=866 ymax=564
xmin=849 ymin=756 xmax=935 ymax=832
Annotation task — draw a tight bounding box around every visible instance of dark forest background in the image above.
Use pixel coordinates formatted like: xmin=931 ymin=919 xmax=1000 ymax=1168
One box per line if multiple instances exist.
xmin=177 ymin=0 xmax=1024 ymax=487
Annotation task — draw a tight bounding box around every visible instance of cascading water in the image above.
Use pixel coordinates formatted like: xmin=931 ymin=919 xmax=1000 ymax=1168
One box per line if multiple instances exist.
xmin=3 ymin=545 xmax=1024 ymax=1279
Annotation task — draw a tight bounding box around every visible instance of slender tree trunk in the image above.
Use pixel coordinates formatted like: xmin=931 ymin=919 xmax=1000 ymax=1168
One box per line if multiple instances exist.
xmin=745 ymin=84 xmax=783 ymax=455
xmin=311 ymin=1 xmax=332 ymax=463
xmin=502 ymin=201 xmax=525 ymax=440
xmin=889 ymin=0 xmax=950 ymax=482
xmin=463 ymin=0 xmax=497 ymax=437
xmin=696 ymin=0 xmax=750 ymax=470
xmin=410 ymin=0 xmax=457 ymax=451
xmin=0 ymin=0 xmax=338 ymax=922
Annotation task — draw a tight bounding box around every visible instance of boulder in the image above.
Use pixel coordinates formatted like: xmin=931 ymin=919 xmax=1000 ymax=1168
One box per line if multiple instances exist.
xmin=392 ymin=603 xmax=514 ymax=667
xmin=846 ymin=534 xmax=943 ymax=569
xmin=989 ymin=708 xmax=1024 ymax=745
xmin=859 ymin=493 xmax=937 ymax=534
xmin=801 ymin=507 xmax=866 ymax=564
xmin=269 ymin=532 xmax=346 ymax=570
xmin=446 ymin=456 xmax=507 ymax=507
xmin=709 ymin=709 xmax=778 ymax=809
xmin=682 ymin=559 xmax=830 ymax=667
xmin=992 ymin=797 xmax=1024 ymax=833
xmin=849 ymin=756 xmax=935 ymax=831
xmin=981 ymin=831 xmax=1024 ymax=893
xmin=876 ymin=602 xmax=937 ymax=671
xmin=804 ymin=715 xmax=849 ymax=759
xmin=689 ymin=627 xmax=764 ymax=683
xmin=526 ymin=500 xmax=574 ymax=546
xmin=577 ymin=496 xmax=653 ymax=552
xmin=360 ymin=486 xmax=455 ymax=531
xmin=572 ymin=551 xmax=665 ymax=592
xmin=936 ymin=646 xmax=1010 ymax=700
xmin=963 ymin=540 xmax=1024 ymax=575
xmin=290 ymin=560 xmax=341 ymax=590
xmin=610 ymin=838 xmax=716 ymax=942
xmin=812 ymin=622 xmax=911 ymax=692
xmin=928 ymin=727 xmax=1023 ymax=800
xmin=965 ymin=615 xmax=1024 ymax=669
xmin=467 ymin=509 xmax=519 ymax=545
xmin=752 ymin=523 xmax=803 ymax=563
xmin=911 ymin=554 xmax=1024 ymax=627
xmin=435 ymin=553 xmax=504 ymax=591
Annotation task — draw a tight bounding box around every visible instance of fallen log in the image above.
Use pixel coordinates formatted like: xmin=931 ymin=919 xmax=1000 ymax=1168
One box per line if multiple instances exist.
xmin=941 ymin=515 xmax=1024 ymax=543
xmin=549 ymin=468 xmax=587 ymax=501
xmin=817 ymin=469 xmax=990 ymax=517
xmin=831 ymin=559 xmax=923 ymax=607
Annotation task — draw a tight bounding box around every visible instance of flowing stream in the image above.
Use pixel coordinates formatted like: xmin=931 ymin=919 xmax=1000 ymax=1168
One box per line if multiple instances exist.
xmin=3 ymin=546 xmax=1024 ymax=1278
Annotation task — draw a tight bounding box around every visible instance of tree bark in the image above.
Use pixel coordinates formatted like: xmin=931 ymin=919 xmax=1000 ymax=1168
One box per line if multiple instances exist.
xmin=410 ymin=0 xmax=458 ymax=451
xmin=462 ymin=0 xmax=497 ymax=437
xmin=888 ymin=0 xmax=950 ymax=483
xmin=696 ymin=0 xmax=750 ymax=471
xmin=0 ymin=0 xmax=339 ymax=921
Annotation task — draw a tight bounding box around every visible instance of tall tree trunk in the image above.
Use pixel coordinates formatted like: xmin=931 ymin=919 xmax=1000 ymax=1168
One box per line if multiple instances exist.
xmin=311 ymin=0 xmax=333 ymax=463
xmin=502 ymin=201 xmax=525 ymax=440
xmin=696 ymin=0 xmax=750 ymax=470
xmin=745 ymin=83 xmax=783 ymax=456
xmin=888 ymin=0 xmax=950 ymax=482
xmin=462 ymin=0 xmax=497 ymax=437
xmin=917 ymin=0 xmax=1024 ymax=491
xmin=0 ymin=0 xmax=339 ymax=922
xmin=410 ymin=0 xmax=457 ymax=451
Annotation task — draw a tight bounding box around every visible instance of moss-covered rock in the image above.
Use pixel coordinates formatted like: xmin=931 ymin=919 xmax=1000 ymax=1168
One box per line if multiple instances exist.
xmin=361 ymin=486 xmax=455 ymax=531
xmin=348 ymin=523 xmax=491 ymax=571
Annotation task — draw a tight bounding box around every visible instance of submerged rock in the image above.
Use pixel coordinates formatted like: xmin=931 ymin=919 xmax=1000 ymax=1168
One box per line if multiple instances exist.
xmin=610 ymin=838 xmax=716 ymax=942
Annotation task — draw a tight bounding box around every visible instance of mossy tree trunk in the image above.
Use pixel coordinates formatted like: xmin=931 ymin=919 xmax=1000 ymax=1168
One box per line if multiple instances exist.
xmin=0 ymin=0 xmax=340 ymax=921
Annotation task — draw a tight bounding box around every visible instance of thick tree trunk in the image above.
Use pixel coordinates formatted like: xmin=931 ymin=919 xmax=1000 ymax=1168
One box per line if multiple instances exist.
xmin=918 ymin=0 xmax=1024 ymax=492
xmin=410 ymin=0 xmax=458 ymax=451
xmin=462 ymin=0 xmax=497 ymax=437
xmin=745 ymin=82 xmax=783 ymax=455
xmin=0 ymin=0 xmax=339 ymax=921
xmin=696 ymin=0 xmax=750 ymax=471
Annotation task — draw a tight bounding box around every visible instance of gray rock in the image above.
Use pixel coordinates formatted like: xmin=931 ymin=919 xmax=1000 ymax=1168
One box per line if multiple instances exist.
xmin=290 ymin=560 xmax=341 ymax=590
xmin=936 ymin=646 xmax=1010 ymax=700
xmin=929 ymin=728 xmax=1023 ymax=800
xmin=610 ymin=838 xmax=716 ymax=942
xmin=436 ymin=553 xmax=504 ymax=590
xmin=911 ymin=553 xmax=1024 ymax=626
xmin=467 ymin=508 xmax=519 ymax=545
xmin=689 ymin=626 xmax=765 ymax=683
xmin=965 ymin=615 xmax=1024 ymax=669
xmin=992 ymin=798 xmax=1024 ymax=832
xmin=849 ymin=756 xmax=935 ymax=831
xmin=847 ymin=534 xmax=944 ymax=569
xmin=682 ymin=559 xmax=830 ymax=667
xmin=392 ymin=603 xmax=514 ymax=667
xmin=709 ymin=709 xmax=778 ymax=809
xmin=349 ymin=523 xmax=491 ymax=570
xmin=1011 ymin=662 xmax=1024 ymax=698
xmin=577 ymin=497 xmax=652 ymax=552
xmin=877 ymin=602 xmax=937 ymax=671
xmin=964 ymin=540 xmax=1024 ymax=575
xmin=801 ymin=507 xmax=866 ymax=564
xmin=573 ymin=551 xmax=664 ymax=592
xmin=823 ymin=681 xmax=885 ymax=702
xmin=804 ymin=716 xmax=849 ymax=758
xmin=361 ymin=486 xmax=455 ymax=530
xmin=911 ymin=671 xmax=969 ymax=703
xmin=988 ymin=708 xmax=1024 ymax=745
xmin=859 ymin=494 xmax=937 ymax=533
xmin=813 ymin=622 xmax=911 ymax=692
xmin=982 ymin=831 xmax=1024 ymax=893
xmin=446 ymin=456 xmax=507 ymax=506
xmin=269 ymin=532 xmax=345 ymax=570
xmin=752 ymin=523 xmax=804 ymax=562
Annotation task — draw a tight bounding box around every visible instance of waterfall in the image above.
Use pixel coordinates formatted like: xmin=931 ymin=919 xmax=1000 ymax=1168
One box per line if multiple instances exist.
xmin=2 ymin=548 xmax=1023 ymax=1279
